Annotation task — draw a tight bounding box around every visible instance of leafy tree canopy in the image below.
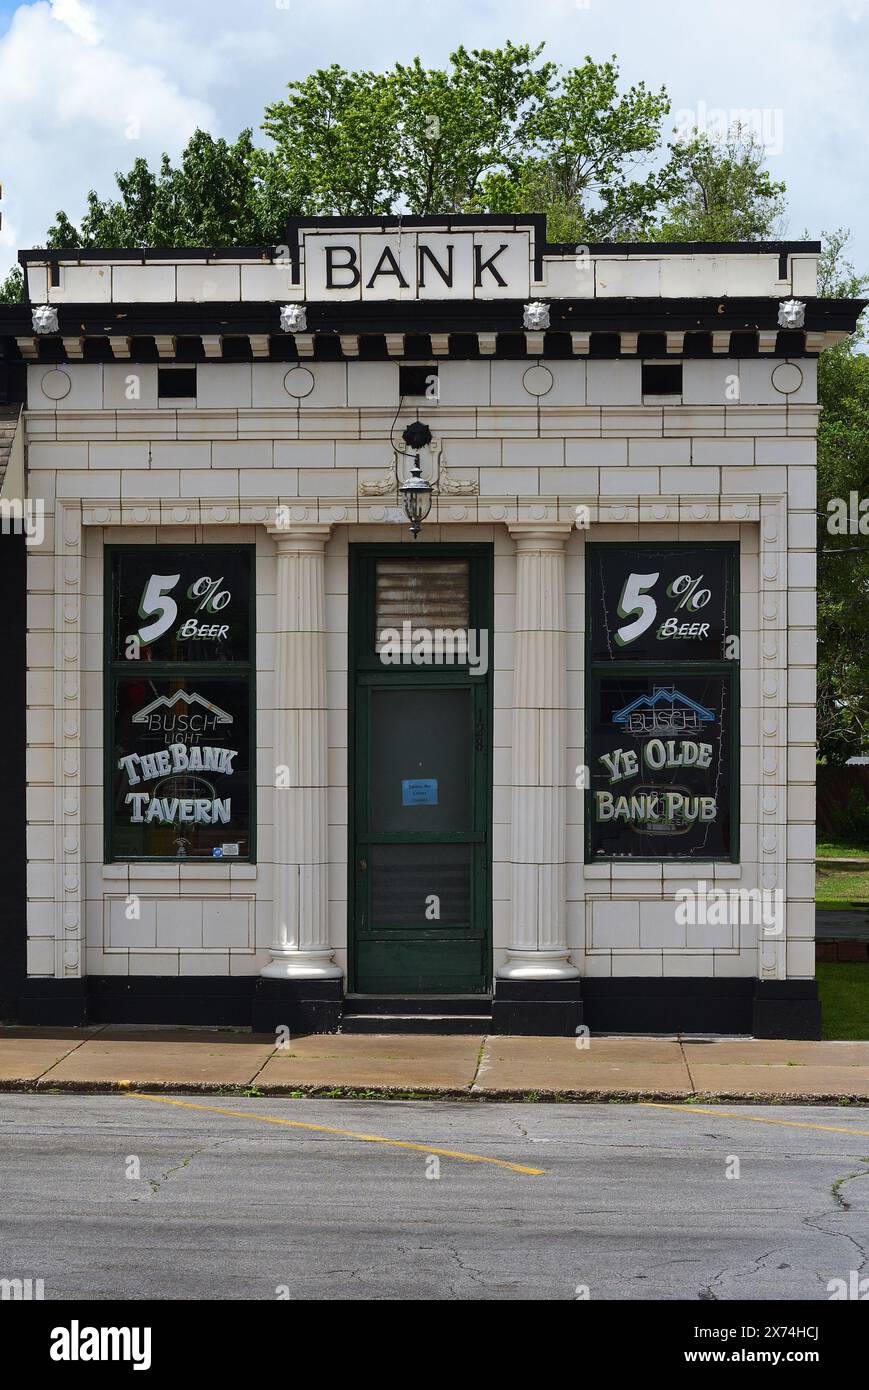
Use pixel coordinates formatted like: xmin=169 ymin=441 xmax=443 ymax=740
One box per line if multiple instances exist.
xmin=45 ymin=129 xmax=290 ymax=249
xmin=0 ymin=264 xmax=24 ymax=303
xmin=654 ymin=126 xmax=787 ymax=241
xmin=39 ymin=45 xmax=783 ymax=249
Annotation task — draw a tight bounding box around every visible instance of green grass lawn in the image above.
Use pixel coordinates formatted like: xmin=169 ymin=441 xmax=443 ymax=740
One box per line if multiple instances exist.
xmin=817 ymin=963 xmax=869 ymax=1040
xmin=817 ymin=839 xmax=869 ymax=859
xmin=816 ymin=862 xmax=869 ymax=907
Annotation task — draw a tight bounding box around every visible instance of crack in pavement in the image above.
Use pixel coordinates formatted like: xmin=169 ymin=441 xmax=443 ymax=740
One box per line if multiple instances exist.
xmin=140 ymin=1140 xmax=228 ymax=1198
xmin=701 ymin=1247 xmax=778 ymax=1301
xmin=831 ymin=1157 xmax=869 ymax=1210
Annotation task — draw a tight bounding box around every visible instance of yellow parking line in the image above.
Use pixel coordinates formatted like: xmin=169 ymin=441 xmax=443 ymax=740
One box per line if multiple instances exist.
xmin=128 ymin=1092 xmax=544 ymax=1175
xmin=643 ymin=1102 xmax=869 ymax=1139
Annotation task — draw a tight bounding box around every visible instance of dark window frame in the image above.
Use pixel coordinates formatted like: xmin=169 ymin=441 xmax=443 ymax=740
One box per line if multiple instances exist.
xmin=584 ymin=541 xmax=740 ymax=863
xmin=103 ymin=544 xmax=256 ymax=864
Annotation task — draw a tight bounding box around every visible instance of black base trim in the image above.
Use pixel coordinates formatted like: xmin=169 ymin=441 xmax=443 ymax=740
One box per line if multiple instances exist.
xmin=752 ymin=980 xmax=822 ymax=1040
xmin=251 ymin=979 xmax=343 ymax=1035
xmin=12 ymin=975 xmax=822 ymax=1039
xmin=493 ymin=979 xmax=584 ymax=1037
xmin=18 ymin=979 xmax=89 ymax=1026
xmin=582 ymin=977 xmax=754 ymax=1035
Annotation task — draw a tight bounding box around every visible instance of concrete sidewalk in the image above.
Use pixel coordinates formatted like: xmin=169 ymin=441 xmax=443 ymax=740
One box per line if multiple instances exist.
xmin=1 ymin=1026 xmax=868 ymax=1102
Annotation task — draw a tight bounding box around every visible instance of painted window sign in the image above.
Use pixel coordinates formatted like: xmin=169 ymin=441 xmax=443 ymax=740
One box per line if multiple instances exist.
xmin=588 ymin=545 xmax=734 ymax=662
xmin=110 ymin=678 xmax=251 ymax=859
xmin=106 ymin=547 xmax=255 ymax=861
xmin=587 ymin=675 xmax=733 ymax=859
xmin=109 ymin=548 xmax=252 ymax=663
xmin=586 ymin=543 xmax=738 ymax=861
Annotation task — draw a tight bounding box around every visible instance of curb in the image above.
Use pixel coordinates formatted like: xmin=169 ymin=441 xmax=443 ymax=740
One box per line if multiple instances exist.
xmin=1 ymin=1078 xmax=867 ymax=1106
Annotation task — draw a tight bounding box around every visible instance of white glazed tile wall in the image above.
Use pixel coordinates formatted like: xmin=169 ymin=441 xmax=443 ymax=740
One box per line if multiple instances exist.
xmin=24 ymin=350 xmax=817 ymax=983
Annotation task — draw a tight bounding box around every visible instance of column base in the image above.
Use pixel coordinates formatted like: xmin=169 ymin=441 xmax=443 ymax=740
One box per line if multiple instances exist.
xmin=492 ymin=979 xmax=584 ymax=1036
xmin=251 ymin=978 xmax=343 ymax=1034
xmin=496 ymin=950 xmax=580 ymax=981
xmin=260 ymin=950 xmax=343 ymax=981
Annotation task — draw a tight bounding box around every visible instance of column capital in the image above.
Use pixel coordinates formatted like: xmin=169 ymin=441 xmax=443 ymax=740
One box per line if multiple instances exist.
xmin=267 ymin=521 xmax=333 ymax=552
xmin=508 ymin=522 xmax=574 ymax=551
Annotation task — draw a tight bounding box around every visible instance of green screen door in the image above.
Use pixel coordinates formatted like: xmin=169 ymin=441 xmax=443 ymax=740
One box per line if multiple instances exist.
xmin=350 ymin=547 xmax=492 ymax=994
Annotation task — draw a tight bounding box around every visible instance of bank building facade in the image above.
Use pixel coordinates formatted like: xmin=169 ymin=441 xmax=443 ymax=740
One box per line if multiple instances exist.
xmin=0 ymin=215 xmax=862 ymax=1037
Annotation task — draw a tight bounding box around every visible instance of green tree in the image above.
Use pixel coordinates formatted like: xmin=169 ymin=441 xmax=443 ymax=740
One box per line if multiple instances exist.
xmin=0 ymin=265 xmax=24 ymax=303
xmin=391 ymin=43 xmax=553 ymax=213
xmin=46 ymin=129 xmax=290 ymax=248
xmin=655 ymin=126 xmax=787 ymax=241
xmin=262 ymin=44 xmax=553 ymax=217
xmin=479 ymin=56 xmax=671 ymax=241
xmin=40 ymin=47 xmax=786 ymax=251
xmin=262 ymin=64 xmax=402 ymax=216
xmin=815 ymin=229 xmax=869 ymax=763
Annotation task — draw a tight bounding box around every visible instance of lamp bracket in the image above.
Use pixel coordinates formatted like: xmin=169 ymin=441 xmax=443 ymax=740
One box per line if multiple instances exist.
xmin=357 ymin=442 xmax=478 ymax=498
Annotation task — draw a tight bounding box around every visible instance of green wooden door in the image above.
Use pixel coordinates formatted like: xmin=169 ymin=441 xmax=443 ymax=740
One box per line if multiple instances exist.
xmin=349 ymin=546 xmax=492 ymax=994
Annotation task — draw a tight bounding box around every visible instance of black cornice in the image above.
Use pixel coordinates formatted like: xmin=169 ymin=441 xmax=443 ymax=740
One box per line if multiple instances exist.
xmin=0 ymin=296 xmax=864 ymax=338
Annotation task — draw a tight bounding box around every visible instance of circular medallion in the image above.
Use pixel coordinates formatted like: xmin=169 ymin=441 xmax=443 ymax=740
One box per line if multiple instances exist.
xmin=771 ymin=362 xmax=803 ymax=394
xmin=284 ymin=367 xmax=315 ymax=398
xmin=522 ymin=365 xmax=553 ymax=397
xmin=41 ymin=368 xmax=72 ymax=400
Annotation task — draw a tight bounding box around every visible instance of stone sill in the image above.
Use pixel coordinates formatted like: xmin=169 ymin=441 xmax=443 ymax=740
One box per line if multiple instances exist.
xmin=585 ymin=862 xmax=742 ymax=880
xmin=102 ymin=863 xmax=257 ymax=880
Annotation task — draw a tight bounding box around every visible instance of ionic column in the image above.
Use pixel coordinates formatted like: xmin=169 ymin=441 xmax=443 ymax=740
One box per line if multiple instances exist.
xmin=498 ymin=523 xmax=579 ymax=980
xmin=262 ymin=523 xmax=341 ymax=980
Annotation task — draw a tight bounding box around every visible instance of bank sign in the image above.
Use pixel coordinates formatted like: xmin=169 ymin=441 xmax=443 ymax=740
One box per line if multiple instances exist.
xmin=301 ymin=229 xmax=532 ymax=300
xmin=586 ymin=545 xmax=737 ymax=860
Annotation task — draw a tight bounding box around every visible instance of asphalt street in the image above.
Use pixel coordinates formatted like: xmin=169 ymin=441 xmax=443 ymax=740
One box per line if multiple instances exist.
xmin=1 ymin=1095 xmax=867 ymax=1300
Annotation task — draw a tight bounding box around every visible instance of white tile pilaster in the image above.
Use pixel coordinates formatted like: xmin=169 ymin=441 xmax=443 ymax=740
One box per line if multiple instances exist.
xmin=498 ymin=522 xmax=579 ymax=980
xmin=261 ymin=522 xmax=341 ymax=979
xmin=54 ymin=500 xmax=84 ymax=977
xmin=758 ymin=497 xmax=788 ymax=979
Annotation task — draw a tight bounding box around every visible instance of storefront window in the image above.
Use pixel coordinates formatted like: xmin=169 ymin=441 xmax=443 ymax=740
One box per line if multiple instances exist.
xmin=105 ymin=547 xmax=255 ymax=861
xmin=585 ymin=544 xmax=738 ymax=861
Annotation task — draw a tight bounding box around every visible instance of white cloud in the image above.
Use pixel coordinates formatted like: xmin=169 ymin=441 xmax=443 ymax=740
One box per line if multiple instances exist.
xmin=0 ymin=1 xmax=214 ymax=267
xmin=50 ymin=0 xmax=101 ymax=45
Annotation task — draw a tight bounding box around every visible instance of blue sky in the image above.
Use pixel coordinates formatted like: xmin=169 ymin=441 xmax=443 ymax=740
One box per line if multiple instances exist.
xmin=0 ymin=0 xmax=867 ymax=282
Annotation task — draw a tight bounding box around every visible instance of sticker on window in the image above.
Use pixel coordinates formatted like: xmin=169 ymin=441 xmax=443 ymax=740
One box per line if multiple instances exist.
xmin=402 ymin=779 xmax=438 ymax=806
